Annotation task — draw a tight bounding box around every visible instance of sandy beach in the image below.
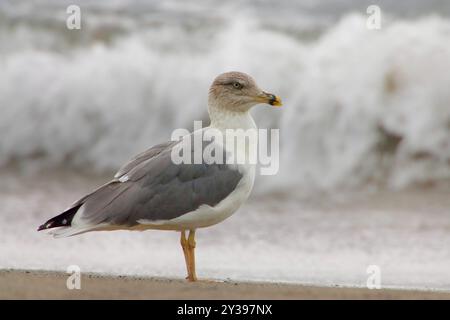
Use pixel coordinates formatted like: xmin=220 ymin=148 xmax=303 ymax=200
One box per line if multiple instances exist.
xmin=1 ymin=269 xmax=449 ymax=300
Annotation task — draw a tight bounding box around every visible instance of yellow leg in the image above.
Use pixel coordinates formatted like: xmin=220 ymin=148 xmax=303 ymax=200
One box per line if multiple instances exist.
xmin=187 ymin=229 xmax=197 ymax=282
xmin=180 ymin=231 xmax=191 ymax=280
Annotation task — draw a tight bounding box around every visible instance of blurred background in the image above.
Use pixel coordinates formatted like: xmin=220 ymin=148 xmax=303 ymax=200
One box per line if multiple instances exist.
xmin=1 ymin=0 xmax=450 ymax=290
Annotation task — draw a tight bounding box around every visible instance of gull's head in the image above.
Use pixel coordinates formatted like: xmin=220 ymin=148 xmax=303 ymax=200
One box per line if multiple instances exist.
xmin=208 ymin=71 xmax=282 ymax=113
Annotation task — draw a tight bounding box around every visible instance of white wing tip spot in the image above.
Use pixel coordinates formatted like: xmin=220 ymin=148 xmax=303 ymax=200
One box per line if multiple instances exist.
xmin=119 ymin=175 xmax=129 ymax=183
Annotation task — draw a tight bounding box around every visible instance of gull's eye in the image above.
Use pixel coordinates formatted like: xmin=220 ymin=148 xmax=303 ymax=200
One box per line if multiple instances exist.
xmin=232 ymin=82 xmax=243 ymax=90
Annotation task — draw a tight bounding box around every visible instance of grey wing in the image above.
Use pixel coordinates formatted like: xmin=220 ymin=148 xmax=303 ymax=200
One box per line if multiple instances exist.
xmin=114 ymin=140 xmax=178 ymax=179
xmin=75 ymin=139 xmax=243 ymax=226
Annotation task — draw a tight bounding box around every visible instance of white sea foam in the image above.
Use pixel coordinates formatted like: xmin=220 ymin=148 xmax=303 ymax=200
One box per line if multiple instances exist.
xmin=1 ymin=13 xmax=449 ymax=195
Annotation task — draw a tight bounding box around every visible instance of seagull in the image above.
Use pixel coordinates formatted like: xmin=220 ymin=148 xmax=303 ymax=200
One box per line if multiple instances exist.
xmin=38 ymin=71 xmax=282 ymax=281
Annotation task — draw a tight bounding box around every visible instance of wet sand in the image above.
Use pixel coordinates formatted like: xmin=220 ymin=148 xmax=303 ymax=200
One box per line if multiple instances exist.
xmin=1 ymin=269 xmax=449 ymax=299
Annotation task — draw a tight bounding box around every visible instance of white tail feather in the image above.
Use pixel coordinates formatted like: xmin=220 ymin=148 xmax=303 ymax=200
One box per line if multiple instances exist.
xmin=49 ymin=226 xmax=97 ymax=238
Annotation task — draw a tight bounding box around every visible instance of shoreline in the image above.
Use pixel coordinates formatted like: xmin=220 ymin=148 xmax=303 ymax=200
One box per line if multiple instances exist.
xmin=2 ymin=170 xmax=450 ymax=294
xmin=1 ymin=269 xmax=449 ymax=299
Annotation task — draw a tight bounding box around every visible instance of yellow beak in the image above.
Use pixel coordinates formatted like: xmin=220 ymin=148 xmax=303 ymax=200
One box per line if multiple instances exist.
xmin=255 ymin=91 xmax=282 ymax=107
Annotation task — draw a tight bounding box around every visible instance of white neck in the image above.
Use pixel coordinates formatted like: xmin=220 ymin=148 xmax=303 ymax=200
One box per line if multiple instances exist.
xmin=208 ymin=102 xmax=257 ymax=131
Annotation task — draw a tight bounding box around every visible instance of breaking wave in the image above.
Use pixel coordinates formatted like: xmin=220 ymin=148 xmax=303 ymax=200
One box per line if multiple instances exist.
xmin=1 ymin=7 xmax=450 ymax=195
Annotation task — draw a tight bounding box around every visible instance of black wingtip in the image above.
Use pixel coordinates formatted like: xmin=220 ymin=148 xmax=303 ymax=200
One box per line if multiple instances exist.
xmin=37 ymin=223 xmax=49 ymax=231
xmin=37 ymin=204 xmax=82 ymax=232
xmin=37 ymin=220 xmax=55 ymax=231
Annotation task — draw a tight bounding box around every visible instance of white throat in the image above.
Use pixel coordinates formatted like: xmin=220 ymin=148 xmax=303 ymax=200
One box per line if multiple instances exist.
xmin=208 ymin=101 xmax=257 ymax=131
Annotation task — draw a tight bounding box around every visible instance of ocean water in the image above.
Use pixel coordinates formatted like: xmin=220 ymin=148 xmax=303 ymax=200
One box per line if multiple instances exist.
xmin=1 ymin=0 xmax=450 ymax=289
